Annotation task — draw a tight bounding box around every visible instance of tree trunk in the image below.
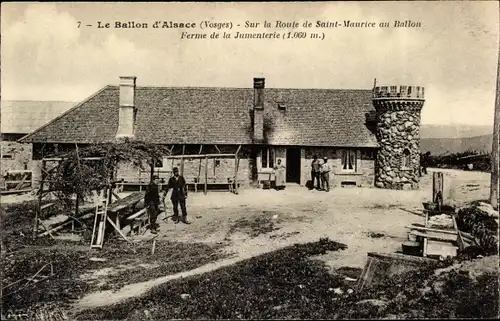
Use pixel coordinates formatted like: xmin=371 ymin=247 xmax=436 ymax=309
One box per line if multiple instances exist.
xmin=490 ymin=38 xmax=500 ymax=210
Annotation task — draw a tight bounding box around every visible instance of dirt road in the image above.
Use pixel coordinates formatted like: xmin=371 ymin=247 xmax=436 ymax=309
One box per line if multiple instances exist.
xmin=73 ymin=168 xmax=491 ymax=310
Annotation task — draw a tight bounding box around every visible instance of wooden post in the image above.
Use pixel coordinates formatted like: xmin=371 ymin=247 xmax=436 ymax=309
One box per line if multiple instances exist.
xmin=150 ymin=157 xmax=155 ymax=182
xmin=490 ymin=42 xmax=500 ymax=209
xmin=433 ymin=172 xmax=444 ymax=212
xmin=181 ymin=145 xmax=186 ymax=176
xmin=75 ymin=195 xmax=80 ymax=218
xmin=33 ymin=160 xmax=46 ymax=239
xmin=75 ymin=144 xmax=81 ymax=218
xmin=234 ymin=145 xmax=242 ymax=194
xmin=204 ymin=155 xmax=208 ymax=195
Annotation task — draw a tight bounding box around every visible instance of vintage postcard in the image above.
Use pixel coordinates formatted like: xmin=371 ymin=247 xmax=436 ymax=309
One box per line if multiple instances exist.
xmin=1 ymin=1 xmax=499 ymax=320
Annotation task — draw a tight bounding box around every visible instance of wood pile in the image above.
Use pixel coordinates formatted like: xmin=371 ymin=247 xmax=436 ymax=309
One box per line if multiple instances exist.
xmin=456 ymin=205 xmax=498 ymax=255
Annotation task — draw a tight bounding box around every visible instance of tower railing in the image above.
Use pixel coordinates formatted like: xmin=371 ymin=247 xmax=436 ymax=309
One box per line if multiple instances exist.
xmin=373 ymin=85 xmax=425 ymax=99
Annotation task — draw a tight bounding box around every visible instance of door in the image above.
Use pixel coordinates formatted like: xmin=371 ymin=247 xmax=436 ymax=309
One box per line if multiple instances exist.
xmin=286 ymin=148 xmax=301 ymax=183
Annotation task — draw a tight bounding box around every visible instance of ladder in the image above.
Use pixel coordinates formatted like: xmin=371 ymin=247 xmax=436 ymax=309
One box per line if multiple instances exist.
xmin=91 ymin=188 xmax=109 ymax=249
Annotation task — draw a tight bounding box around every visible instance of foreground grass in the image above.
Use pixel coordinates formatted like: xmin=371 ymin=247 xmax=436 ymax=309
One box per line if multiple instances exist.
xmin=77 ymin=238 xmax=349 ymax=320
xmin=76 ymin=238 xmax=499 ymax=320
xmin=2 ymin=240 xmax=227 ymax=315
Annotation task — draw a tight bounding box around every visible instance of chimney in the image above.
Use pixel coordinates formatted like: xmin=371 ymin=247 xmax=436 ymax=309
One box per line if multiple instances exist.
xmin=253 ymin=78 xmax=265 ymax=143
xmin=116 ymin=76 xmax=137 ymax=138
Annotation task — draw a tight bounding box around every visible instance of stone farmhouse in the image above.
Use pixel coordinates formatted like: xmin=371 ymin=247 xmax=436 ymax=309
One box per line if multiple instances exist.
xmin=20 ymin=77 xmax=425 ymax=190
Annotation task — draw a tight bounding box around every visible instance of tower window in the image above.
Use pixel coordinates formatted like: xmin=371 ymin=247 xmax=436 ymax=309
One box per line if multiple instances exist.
xmin=341 ymin=149 xmax=357 ymax=172
xmin=402 ymin=149 xmax=411 ymax=168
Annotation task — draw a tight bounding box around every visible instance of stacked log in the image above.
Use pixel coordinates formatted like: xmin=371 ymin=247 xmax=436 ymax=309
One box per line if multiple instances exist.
xmin=456 ymin=206 xmax=498 ymax=255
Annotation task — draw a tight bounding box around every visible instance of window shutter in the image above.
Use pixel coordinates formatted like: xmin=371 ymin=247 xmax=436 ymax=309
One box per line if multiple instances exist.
xmin=356 ymin=150 xmax=362 ymax=173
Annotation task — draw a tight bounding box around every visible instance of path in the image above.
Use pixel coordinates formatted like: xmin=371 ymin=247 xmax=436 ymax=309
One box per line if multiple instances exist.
xmin=73 ymin=245 xmax=287 ymax=312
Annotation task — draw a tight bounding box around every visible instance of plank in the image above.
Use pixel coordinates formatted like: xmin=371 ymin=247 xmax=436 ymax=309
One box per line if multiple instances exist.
xmin=204 ymin=155 xmax=208 ymax=195
xmin=127 ymin=207 xmax=148 ymax=220
xmin=40 ymin=202 xmax=56 ymax=211
xmin=14 ymin=174 xmax=29 ymax=190
xmin=1 ymin=188 xmax=33 ymax=195
xmin=166 ymin=153 xmax=236 ymax=159
xmin=107 ymin=191 xmax=145 ymax=213
xmin=405 ymin=225 xmax=457 ymax=235
xmin=106 ymin=216 xmax=130 ymax=243
xmin=409 ymin=230 xmax=457 ymax=242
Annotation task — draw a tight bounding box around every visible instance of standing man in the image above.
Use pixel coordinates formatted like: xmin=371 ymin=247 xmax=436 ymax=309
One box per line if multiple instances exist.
xmin=421 ymin=151 xmax=431 ymax=175
xmin=311 ymin=155 xmax=322 ymax=190
xmin=144 ymin=175 xmax=161 ymax=234
xmin=320 ymin=157 xmax=331 ymax=192
xmin=162 ymin=167 xmax=190 ymax=224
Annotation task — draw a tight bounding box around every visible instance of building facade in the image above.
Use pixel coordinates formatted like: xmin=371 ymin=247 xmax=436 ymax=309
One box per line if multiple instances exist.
xmin=1 ymin=100 xmax=75 ymax=176
xmin=21 ymin=77 xmax=425 ymax=190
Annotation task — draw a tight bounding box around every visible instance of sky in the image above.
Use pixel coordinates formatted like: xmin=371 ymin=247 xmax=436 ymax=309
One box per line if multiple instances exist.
xmin=1 ymin=1 xmax=498 ymax=126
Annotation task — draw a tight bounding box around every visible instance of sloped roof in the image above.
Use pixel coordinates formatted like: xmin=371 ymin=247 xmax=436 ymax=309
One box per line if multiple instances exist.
xmin=1 ymin=100 xmax=76 ymax=134
xmin=20 ymin=85 xmax=378 ymax=147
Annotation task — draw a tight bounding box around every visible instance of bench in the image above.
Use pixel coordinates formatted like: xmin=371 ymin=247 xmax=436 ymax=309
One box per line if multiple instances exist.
xmin=126 ymin=207 xmax=150 ymax=235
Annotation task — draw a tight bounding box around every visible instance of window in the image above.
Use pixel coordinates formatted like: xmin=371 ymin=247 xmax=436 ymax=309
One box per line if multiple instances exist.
xmin=261 ymin=148 xmax=275 ymax=169
xmin=402 ymin=149 xmax=411 ymax=168
xmin=154 ymin=159 xmax=163 ymax=168
xmin=2 ymin=154 xmax=13 ymax=159
xmin=341 ymin=149 xmax=357 ymax=172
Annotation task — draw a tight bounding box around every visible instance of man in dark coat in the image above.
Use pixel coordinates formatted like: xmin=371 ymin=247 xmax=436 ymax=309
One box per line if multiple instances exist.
xmin=162 ymin=167 xmax=190 ymax=224
xmin=311 ymin=155 xmax=321 ymax=190
xmin=420 ymin=151 xmax=431 ymax=175
xmin=145 ymin=175 xmax=161 ymax=233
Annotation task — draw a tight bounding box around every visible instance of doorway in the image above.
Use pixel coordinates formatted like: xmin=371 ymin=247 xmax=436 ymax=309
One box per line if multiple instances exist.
xmin=286 ymin=148 xmax=301 ymax=184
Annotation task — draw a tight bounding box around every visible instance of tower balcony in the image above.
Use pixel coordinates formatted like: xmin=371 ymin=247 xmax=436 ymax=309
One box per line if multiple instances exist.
xmin=373 ymin=85 xmax=425 ymax=100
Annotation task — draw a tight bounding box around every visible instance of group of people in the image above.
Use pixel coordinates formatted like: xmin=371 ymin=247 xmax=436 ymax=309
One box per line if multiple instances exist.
xmin=144 ymin=166 xmax=189 ymax=234
xmin=310 ymin=155 xmax=331 ymax=192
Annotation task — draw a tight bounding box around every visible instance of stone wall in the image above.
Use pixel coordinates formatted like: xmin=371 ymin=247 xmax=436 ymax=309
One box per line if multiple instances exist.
xmin=375 ymin=108 xmax=422 ymax=190
xmin=116 ymin=145 xmax=254 ymax=187
xmin=1 ymin=141 xmax=33 ymax=175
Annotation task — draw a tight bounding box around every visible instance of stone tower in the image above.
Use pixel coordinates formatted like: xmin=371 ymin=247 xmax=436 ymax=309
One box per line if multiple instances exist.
xmin=373 ymin=84 xmax=425 ymax=190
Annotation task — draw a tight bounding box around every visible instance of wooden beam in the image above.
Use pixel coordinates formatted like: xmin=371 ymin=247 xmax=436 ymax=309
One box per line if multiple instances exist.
xmin=198 ymin=145 xmax=203 ymax=154
xmin=38 ymin=211 xmax=95 ymax=237
xmin=204 ymin=155 xmax=208 ymax=195
xmin=165 ymin=153 xmax=236 ymax=159
xmin=106 ymin=216 xmax=131 ymax=243
xmin=75 ymin=143 xmax=81 ymax=217
xmin=42 ymin=157 xmax=104 ymax=161
xmin=432 ymin=172 xmax=444 ymax=211
xmin=14 ymin=174 xmax=29 ymax=190
xmin=405 ymin=225 xmax=457 ymax=235
xmin=235 ymin=145 xmax=242 ymax=155
xmin=150 ymin=157 xmax=155 ymax=182
xmin=34 ymin=160 xmax=47 ymax=239
xmin=181 ymin=145 xmax=186 ymax=176
xmin=234 ymin=153 xmax=240 ymax=194
xmin=214 ymin=145 xmax=221 ymax=154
